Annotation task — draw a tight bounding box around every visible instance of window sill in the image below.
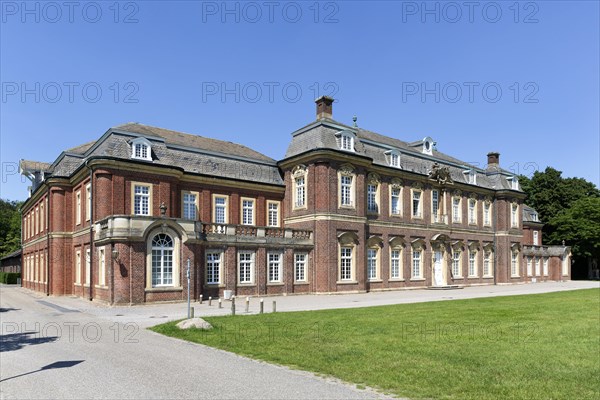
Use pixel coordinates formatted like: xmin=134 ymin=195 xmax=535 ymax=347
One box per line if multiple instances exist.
xmin=74 ymin=283 xmax=82 ymax=287
xmin=482 ymin=275 xmax=494 ymax=279
xmin=267 ymin=282 xmax=284 ymax=286
xmin=145 ymin=286 xmax=183 ymax=293
xmin=389 ymin=278 xmax=405 ymax=282
xmin=339 ymin=205 xmax=356 ymax=210
xmin=467 ymin=276 xmax=480 ymax=279
xmin=237 ymin=283 xmax=256 ymax=287
xmin=336 ymin=280 xmax=358 ymax=285
xmin=410 ymin=278 xmax=425 ymax=281
xmin=204 ymin=283 xmax=225 ymax=288
xmin=293 ymin=206 xmax=307 ymax=211
xmin=511 ymin=275 xmax=520 ymax=278
xmin=94 ymin=284 xmax=108 ymax=289
xmin=453 ymin=276 xmax=463 ymax=279
xmin=367 ymin=279 xmax=383 ymax=283
xmin=294 ymin=281 xmax=309 ymax=285
xmin=389 ymin=213 xmax=402 ymax=218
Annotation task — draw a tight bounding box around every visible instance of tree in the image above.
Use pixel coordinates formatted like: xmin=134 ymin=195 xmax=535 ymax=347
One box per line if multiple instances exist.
xmin=0 ymin=199 xmax=22 ymax=258
xmin=519 ymin=167 xmax=600 ymax=227
xmin=548 ymin=197 xmax=600 ymax=260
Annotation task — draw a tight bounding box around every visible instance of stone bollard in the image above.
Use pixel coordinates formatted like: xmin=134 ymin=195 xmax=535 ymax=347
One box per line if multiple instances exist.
xmin=199 ymin=294 xmax=203 ymax=304
xmin=191 ymin=307 xmax=195 ymax=318
xmin=259 ymin=298 xmax=264 ymax=314
xmin=231 ymin=297 xmax=236 ymax=316
xmin=272 ymin=301 xmax=276 ymax=313
xmin=245 ymin=297 xmax=250 ymax=313
xmin=218 ymin=298 xmax=222 ymax=308
xmin=208 ymin=296 xmax=212 ymax=306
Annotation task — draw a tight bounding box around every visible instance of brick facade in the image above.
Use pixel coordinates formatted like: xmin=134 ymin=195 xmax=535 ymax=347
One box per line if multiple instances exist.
xmin=19 ymin=100 xmax=571 ymax=304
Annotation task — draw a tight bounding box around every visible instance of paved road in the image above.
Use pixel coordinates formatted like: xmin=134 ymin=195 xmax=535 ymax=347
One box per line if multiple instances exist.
xmin=0 ymin=286 xmax=391 ymax=399
xmin=1 ymin=281 xmax=597 ymax=399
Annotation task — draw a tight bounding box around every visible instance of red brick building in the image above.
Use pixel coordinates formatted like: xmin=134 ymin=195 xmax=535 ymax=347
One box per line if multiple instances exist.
xmin=20 ymin=98 xmax=571 ymax=304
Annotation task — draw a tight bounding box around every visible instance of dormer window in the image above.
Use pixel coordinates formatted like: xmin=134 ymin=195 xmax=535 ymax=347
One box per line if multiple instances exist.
xmin=131 ymin=138 xmax=152 ymax=161
xmin=422 ymin=137 xmax=435 ymax=155
xmin=341 ymin=134 xmax=353 ymax=151
xmin=463 ymin=168 xmax=477 ymax=185
xmin=335 ymin=130 xmax=356 ymax=152
xmin=385 ymin=150 xmax=401 ymax=168
xmin=507 ymin=176 xmax=519 ymax=190
xmin=530 ymin=212 xmax=538 ymax=222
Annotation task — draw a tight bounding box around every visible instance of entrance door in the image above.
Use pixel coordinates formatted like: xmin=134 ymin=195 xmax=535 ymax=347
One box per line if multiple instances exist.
xmin=433 ymin=251 xmax=445 ymax=286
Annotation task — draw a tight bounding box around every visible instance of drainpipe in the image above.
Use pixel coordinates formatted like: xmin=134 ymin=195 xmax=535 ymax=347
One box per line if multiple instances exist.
xmin=85 ymin=159 xmax=94 ymax=301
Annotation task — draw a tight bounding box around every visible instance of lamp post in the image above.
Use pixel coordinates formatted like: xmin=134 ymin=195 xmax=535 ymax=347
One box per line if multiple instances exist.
xmin=186 ymin=258 xmax=191 ymax=318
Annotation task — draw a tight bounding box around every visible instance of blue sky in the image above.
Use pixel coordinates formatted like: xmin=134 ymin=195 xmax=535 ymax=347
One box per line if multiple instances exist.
xmin=1 ymin=0 xmax=598 ymax=201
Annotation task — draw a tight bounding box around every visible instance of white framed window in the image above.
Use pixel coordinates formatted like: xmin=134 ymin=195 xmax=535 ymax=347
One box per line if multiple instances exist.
xmin=533 ymin=231 xmax=539 ymax=246
xmin=412 ymin=249 xmax=423 ymax=279
xmin=295 ymin=253 xmax=307 ymax=282
xmin=340 ymin=175 xmax=353 ymax=207
xmin=268 ymin=252 xmax=283 ymax=283
xmin=483 ymin=250 xmax=493 ymax=277
xmin=340 ymin=246 xmax=353 ymax=281
xmin=40 ymin=252 xmax=45 ymax=283
xmin=85 ymin=249 xmax=91 ymax=286
xmin=75 ymin=250 xmax=81 ymax=284
xmin=511 ymin=250 xmax=520 ymax=277
xmin=390 ymin=152 xmax=400 ymax=167
xmin=464 ymin=169 xmax=477 ymax=184
xmin=213 ymin=195 xmax=228 ymax=224
xmin=206 ymin=251 xmax=222 ymax=284
xmin=85 ymin=184 xmax=91 ymax=221
xmin=431 ymin=189 xmax=441 ymax=223
xmin=241 ymin=198 xmax=255 ymax=225
xmin=526 ymin=257 xmax=533 ymax=276
xmin=151 ymin=234 xmax=174 ymax=286
xmin=133 ymin=183 xmax=151 ymax=216
xmin=267 ymin=201 xmax=280 ymax=227
xmin=390 ymin=187 xmax=402 ymax=216
xmin=182 ymin=191 xmax=198 ymax=220
xmin=483 ymin=201 xmax=491 ymax=226
xmin=468 ymin=198 xmax=477 ymax=225
xmin=511 ymin=203 xmax=519 ymax=228
xmin=508 ymin=175 xmax=519 ymax=190
xmin=35 ymin=206 xmax=39 ymax=234
xmin=452 ymin=250 xmax=462 ymax=278
xmin=543 ymin=258 xmax=549 ymax=276
xmin=367 ymin=248 xmax=379 ymax=280
xmin=238 ymin=251 xmax=255 ymax=284
xmin=390 ymin=248 xmax=402 ymax=280
xmin=534 ymin=257 xmax=541 ymax=276
xmin=76 ymin=190 xmax=82 ymax=225
xmin=340 ymin=133 xmax=354 ymax=151
xmin=468 ymin=250 xmax=477 ymax=277
xmin=98 ymin=248 xmax=106 ymax=286
xmin=367 ymin=184 xmax=379 ymax=213
xmin=411 ymin=189 xmax=422 ymax=218
xmin=131 ymin=137 xmax=152 ymax=161
xmin=294 ymin=176 xmax=306 ymax=208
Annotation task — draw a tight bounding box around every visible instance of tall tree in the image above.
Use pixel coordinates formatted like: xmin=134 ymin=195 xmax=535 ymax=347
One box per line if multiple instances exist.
xmin=0 ymin=199 xmax=22 ymax=257
xmin=548 ymin=197 xmax=600 ymax=260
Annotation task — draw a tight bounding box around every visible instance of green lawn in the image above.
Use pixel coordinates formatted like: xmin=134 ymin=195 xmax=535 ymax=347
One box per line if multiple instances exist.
xmin=150 ymin=289 xmax=600 ymax=399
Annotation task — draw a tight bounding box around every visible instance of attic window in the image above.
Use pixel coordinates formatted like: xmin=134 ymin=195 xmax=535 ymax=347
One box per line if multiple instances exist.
xmin=384 ymin=150 xmax=401 ymax=168
xmin=507 ymin=176 xmax=519 ymax=190
xmin=530 ymin=212 xmax=539 ymax=222
xmin=463 ymin=169 xmax=477 ymax=185
xmin=131 ymin=138 xmax=152 ymax=161
xmin=341 ymin=133 xmax=354 ymax=151
xmin=422 ymin=137 xmax=435 ymax=155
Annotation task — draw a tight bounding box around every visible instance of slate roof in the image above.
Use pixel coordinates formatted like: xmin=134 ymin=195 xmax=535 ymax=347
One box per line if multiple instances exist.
xmin=25 ymin=123 xmax=283 ymax=187
xmin=523 ymin=205 xmax=542 ymax=223
xmin=284 ymin=119 xmax=523 ymax=192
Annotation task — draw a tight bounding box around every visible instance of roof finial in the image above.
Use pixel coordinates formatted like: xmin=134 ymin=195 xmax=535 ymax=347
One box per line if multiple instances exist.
xmin=352 ymin=115 xmax=358 ymax=127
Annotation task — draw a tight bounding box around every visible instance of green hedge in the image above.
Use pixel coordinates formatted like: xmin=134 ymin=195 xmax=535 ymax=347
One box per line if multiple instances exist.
xmin=0 ymin=272 xmax=21 ymax=284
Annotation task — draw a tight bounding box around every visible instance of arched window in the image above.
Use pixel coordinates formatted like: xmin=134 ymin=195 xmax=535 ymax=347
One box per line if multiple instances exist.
xmin=151 ymin=233 xmax=174 ymax=286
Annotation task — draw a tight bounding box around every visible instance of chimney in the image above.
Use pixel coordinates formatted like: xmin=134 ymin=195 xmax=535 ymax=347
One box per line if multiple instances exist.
xmin=487 ymin=152 xmax=500 ymax=167
xmin=315 ymin=96 xmax=334 ymax=120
